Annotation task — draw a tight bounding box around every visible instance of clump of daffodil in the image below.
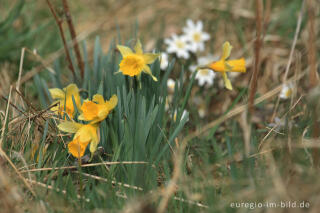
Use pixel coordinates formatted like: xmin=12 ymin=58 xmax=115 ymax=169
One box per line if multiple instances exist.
xmin=204 ymin=41 xmax=246 ymax=90
xmin=117 ymin=40 xmax=159 ymax=82
xmin=58 ymin=94 xmax=118 ymax=158
xmin=49 ymin=84 xmax=81 ymax=118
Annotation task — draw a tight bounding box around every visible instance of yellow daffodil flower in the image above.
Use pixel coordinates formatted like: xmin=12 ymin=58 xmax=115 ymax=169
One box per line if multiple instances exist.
xmin=49 ymin=84 xmax=81 ymax=118
xmin=117 ymin=40 xmax=159 ymax=81
xmin=58 ymin=121 xmax=99 ymax=158
xmin=208 ymin=42 xmax=246 ymax=90
xmin=78 ymin=94 xmax=118 ymax=124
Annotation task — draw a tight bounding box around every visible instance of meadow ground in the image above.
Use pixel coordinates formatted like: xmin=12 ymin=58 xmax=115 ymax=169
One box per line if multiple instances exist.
xmin=0 ymin=0 xmax=319 ymax=212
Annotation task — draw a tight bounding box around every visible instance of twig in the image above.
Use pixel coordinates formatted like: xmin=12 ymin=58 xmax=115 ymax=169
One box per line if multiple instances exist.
xmin=62 ymin=0 xmax=84 ymax=78
xmin=75 ymin=171 xmax=144 ymax=191
xmin=271 ymin=0 xmax=305 ymax=121
xmin=306 ymin=0 xmax=319 ymax=166
xmin=258 ymin=95 xmax=303 ymax=150
xmin=248 ymin=0 xmax=263 ymax=114
xmin=0 ymin=87 xmax=36 ymax=196
xmin=46 ymin=0 xmax=76 ymax=78
xmin=306 ymin=0 xmax=318 ymax=88
xmin=20 ymin=161 xmax=149 ymax=173
xmin=78 ymin=171 xmax=209 ymax=209
xmin=27 ymin=179 xmax=89 ymax=202
xmin=1 ymin=96 xmax=27 ymax=117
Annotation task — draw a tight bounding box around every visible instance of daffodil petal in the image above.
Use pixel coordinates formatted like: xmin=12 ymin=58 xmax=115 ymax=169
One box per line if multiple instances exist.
xmin=143 ymin=53 xmax=159 ymax=64
xmin=134 ymin=40 xmax=143 ymax=54
xmin=64 ymin=84 xmax=79 ymax=96
xmin=92 ymin=94 xmax=105 ymax=104
xmin=221 ymin=41 xmax=232 ymax=61
xmin=221 ymin=72 xmax=233 ymax=90
xmin=142 ymin=65 xmax=158 ymax=82
xmin=49 ymin=88 xmax=65 ymax=100
xmin=89 ymin=126 xmax=100 ymax=154
xmin=117 ymin=45 xmax=133 ymax=57
xmin=78 ymin=113 xmax=85 ymax=120
xmin=58 ymin=121 xmax=83 ymax=133
xmin=76 ymin=125 xmax=96 ymax=142
xmin=80 ymin=101 xmax=99 ymax=121
xmin=68 ymin=137 xmax=89 ymax=158
xmin=228 ymin=58 xmax=246 ymax=72
xmin=225 ymin=62 xmax=233 ymax=72
xmin=107 ymin=95 xmax=118 ymax=110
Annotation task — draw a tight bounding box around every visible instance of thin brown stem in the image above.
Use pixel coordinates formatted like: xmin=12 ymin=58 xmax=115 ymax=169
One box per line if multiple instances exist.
xmin=306 ymin=0 xmax=319 ymax=166
xmin=46 ymin=0 xmax=76 ymax=78
xmin=62 ymin=0 xmax=84 ymax=79
xmin=307 ymin=0 xmax=318 ymax=88
xmin=248 ymin=0 xmax=263 ymax=115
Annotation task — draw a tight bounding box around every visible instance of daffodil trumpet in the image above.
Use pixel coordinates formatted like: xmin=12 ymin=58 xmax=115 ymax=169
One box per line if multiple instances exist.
xmin=117 ymin=40 xmax=159 ymax=82
xmin=201 ymin=41 xmax=246 ymax=90
xmin=78 ymin=94 xmax=118 ymax=124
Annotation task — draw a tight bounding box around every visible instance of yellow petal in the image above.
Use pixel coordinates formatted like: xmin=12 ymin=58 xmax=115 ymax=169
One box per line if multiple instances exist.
xmin=68 ymin=137 xmax=89 ymax=158
xmin=78 ymin=113 xmax=85 ymax=120
xmin=92 ymin=94 xmax=105 ymax=104
xmin=209 ymin=60 xmax=225 ymax=72
xmin=64 ymin=84 xmax=79 ymax=96
xmin=143 ymin=53 xmax=159 ymax=64
xmin=81 ymin=101 xmax=99 ymax=121
xmin=76 ymin=124 xmax=97 ymax=143
xmin=134 ymin=40 xmax=143 ymax=54
xmin=65 ymin=84 xmax=81 ymax=112
xmin=228 ymin=58 xmax=246 ymax=72
xmin=221 ymin=72 xmax=233 ymax=90
xmin=142 ymin=65 xmax=158 ymax=82
xmin=49 ymin=88 xmax=65 ymax=100
xmin=221 ymin=41 xmax=232 ymax=61
xmin=58 ymin=121 xmax=83 ymax=133
xmin=89 ymin=127 xmax=100 ymax=154
xmin=106 ymin=95 xmax=118 ymax=110
xmin=225 ymin=62 xmax=233 ymax=72
xmin=117 ymin=45 xmax=133 ymax=57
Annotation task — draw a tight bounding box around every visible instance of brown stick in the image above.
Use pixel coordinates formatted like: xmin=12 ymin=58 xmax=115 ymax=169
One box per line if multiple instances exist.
xmin=62 ymin=0 xmax=84 ymax=79
xmin=46 ymin=0 xmax=76 ymax=78
xmin=248 ymin=0 xmax=263 ymax=115
xmin=307 ymin=0 xmax=318 ymax=88
xmin=306 ymin=0 xmax=319 ymax=166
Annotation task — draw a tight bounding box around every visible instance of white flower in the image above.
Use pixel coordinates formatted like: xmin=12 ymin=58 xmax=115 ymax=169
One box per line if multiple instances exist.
xmin=160 ymin=52 xmax=169 ymax=70
xmin=165 ymin=34 xmax=191 ymax=59
xmin=183 ymin=19 xmax=210 ymax=53
xmin=279 ymin=83 xmax=293 ymax=99
xmin=167 ymin=78 xmax=176 ymax=93
xmin=195 ymin=69 xmax=216 ymax=86
xmin=190 ymin=55 xmax=217 ymax=87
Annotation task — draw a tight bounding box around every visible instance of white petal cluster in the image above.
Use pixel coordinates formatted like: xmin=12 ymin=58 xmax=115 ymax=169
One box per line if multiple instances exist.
xmin=164 ymin=19 xmax=210 ymax=59
xmin=165 ymin=34 xmax=191 ymax=59
xmin=190 ymin=55 xmax=217 ymax=87
xmin=279 ymin=83 xmax=294 ymax=100
xmin=183 ymin=19 xmax=210 ymax=53
xmin=160 ymin=52 xmax=169 ymax=70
